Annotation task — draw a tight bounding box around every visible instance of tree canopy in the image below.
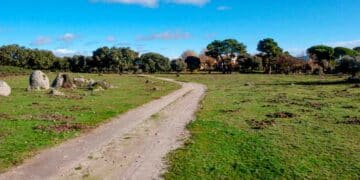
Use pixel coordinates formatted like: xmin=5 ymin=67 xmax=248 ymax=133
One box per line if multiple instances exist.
xmin=353 ymin=47 xmax=360 ymax=53
xmin=257 ymin=38 xmax=283 ymax=57
xmin=334 ymin=47 xmax=359 ymax=59
xmin=139 ymin=52 xmax=170 ymax=73
xmin=307 ymin=45 xmax=334 ymax=61
xmin=206 ymin=39 xmax=247 ymax=60
xmin=257 ymin=38 xmax=283 ymax=74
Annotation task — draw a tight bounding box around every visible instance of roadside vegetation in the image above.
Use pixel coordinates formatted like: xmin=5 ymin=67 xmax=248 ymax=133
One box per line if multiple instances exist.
xmin=1 ymin=39 xmax=359 ymax=80
xmin=0 ymin=73 xmax=179 ymax=172
xmin=162 ymin=74 xmax=360 ymax=179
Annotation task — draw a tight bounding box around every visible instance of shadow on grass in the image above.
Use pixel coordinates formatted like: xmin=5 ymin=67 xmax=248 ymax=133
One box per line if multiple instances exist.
xmin=257 ymin=79 xmax=359 ymax=86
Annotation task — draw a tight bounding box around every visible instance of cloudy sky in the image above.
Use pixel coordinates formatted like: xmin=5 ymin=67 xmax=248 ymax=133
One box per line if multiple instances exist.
xmin=1 ymin=0 xmax=360 ymax=57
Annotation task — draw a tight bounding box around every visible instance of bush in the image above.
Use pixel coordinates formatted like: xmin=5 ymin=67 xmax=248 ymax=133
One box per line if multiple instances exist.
xmin=239 ymin=56 xmax=262 ymax=73
xmin=171 ymin=59 xmax=186 ymax=73
xmin=336 ymin=56 xmax=360 ymax=78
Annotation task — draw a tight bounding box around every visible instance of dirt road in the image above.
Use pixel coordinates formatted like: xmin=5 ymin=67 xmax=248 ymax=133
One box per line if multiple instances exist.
xmin=0 ymin=76 xmax=206 ymax=180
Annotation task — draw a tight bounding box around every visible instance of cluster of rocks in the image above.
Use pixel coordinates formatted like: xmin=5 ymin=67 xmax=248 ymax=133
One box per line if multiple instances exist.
xmin=0 ymin=70 xmax=113 ymax=97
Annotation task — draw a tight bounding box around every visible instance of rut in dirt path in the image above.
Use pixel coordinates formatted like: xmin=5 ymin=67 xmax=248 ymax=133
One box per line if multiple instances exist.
xmin=0 ymin=76 xmax=206 ymax=180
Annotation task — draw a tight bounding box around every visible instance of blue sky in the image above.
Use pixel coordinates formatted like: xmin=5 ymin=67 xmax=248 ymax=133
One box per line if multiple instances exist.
xmin=1 ymin=0 xmax=360 ymax=58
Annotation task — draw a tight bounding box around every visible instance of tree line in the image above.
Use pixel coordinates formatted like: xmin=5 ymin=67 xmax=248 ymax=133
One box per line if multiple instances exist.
xmin=0 ymin=39 xmax=359 ymax=78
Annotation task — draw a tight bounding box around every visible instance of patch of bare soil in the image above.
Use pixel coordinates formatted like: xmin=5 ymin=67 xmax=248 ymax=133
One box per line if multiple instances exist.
xmin=340 ymin=116 xmax=360 ymax=125
xmin=247 ymin=119 xmax=276 ymax=129
xmin=69 ymin=105 xmax=92 ymax=112
xmin=335 ymin=89 xmax=355 ymax=98
xmin=267 ymin=112 xmax=296 ymax=118
xmin=342 ymin=105 xmax=356 ymax=109
xmin=219 ymin=108 xmax=241 ymax=113
xmin=33 ymin=123 xmax=88 ymax=133
xmin=0 ymin=113 xmax=11 ymax=120
xmin=306 ymin=102 xmax=324 ymax=110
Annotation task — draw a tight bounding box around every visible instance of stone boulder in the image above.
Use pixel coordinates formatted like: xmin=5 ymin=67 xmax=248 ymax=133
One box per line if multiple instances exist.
xmin=29 ymin=70 xmax=50 ymax=90
xmin=51 ymin=73 xmax=74 ymax=89
xmin=0 ymin=80 xmax=11 ymax=96
xmin=73 ymin=77 xmax=94 ymax=88
xmin=88 ymin=80 xmax=112 ymax=91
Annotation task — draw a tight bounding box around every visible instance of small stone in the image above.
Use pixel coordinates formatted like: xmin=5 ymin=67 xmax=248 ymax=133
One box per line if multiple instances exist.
xmin=49 ymin=89 xmax=65 ymax=96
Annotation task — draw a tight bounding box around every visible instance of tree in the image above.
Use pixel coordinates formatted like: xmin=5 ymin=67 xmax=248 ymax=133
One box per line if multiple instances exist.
xmin=170 ymin=58 xmax=186 ymax=74
xmin=92 ymin=46 xmax=110 ymax=72
xmin=139 ymin=52 xmax=170 ymax=73
xmin=238 ymin=55 xmax=262 ymax=73
xmin=354 ymin=47 xmax=360 ymax=53
xmin=92 ymin=46 xmax=138 ymax=73
xmin=199 ymin=54 xmax=217 ymax=74
xmin=276 ymin=54 xmax=305 ymax=74
xmin=334 ymin=47 xmax=359 ymax=59
xmin=307 ymin=45 xmax=334 ymax=74
xmin=26 ymin=49 xmax=56 ymax=69
xmin=257 ymin=38 xmax=283 ymax=74
xmin=51 ymin=57 xmax=70 ymax=72
xmin=206 ymin=39 xmax=247 ymax=73
xmin=336 ymin=55 xmax=360 ymax=79
xmin=185 ymin=56 xmax=201 ymax=73
xmin=68 ymin=55 xmax=89 ymax=72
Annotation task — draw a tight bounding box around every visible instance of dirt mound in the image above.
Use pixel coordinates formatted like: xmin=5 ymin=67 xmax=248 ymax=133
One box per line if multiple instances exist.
xmin=341 ymin=116 xmax=360 ymax=125
xmin=247 ymin=119 xmax=276 ymax=129
xmin=266 ymin=112 xmax=296 ymax=118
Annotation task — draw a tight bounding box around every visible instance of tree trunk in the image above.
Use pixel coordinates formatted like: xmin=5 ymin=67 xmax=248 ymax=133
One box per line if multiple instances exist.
xmin=268 ymin=66 xmax=272 ymax=75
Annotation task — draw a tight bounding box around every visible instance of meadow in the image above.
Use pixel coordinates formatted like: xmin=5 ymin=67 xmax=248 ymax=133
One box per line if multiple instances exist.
xmin=0 ymin=73 xmax=180 ymax=172
xmin=161 ymin=74 xmax=360 ymax=179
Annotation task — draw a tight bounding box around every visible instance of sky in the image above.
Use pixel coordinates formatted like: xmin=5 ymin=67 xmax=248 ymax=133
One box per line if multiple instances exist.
xmin=1 ymin=0 xmax=360 ymax=58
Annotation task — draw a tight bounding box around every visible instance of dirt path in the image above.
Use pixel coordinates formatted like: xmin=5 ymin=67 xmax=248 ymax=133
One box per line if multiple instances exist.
xmin=0 ymin=76 xmax=206 ymax=180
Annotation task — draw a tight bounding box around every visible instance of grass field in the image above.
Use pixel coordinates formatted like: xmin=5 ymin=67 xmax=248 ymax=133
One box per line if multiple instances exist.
xmin=0 ymin=66 xmax=31 ymax=77
xmin=0 ymin=73 xmax=180 ymax=172
xmin=160 ymin=74 xmax=360 ymax=179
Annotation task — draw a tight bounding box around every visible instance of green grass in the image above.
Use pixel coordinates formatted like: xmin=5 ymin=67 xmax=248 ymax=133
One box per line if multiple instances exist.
xmin=0 ymin=66 xmax=31 ymax=77
xmin=160 ymin=74 xmax=360 ymax=179
xmin=0 ymin=73 xmax=180 ymax=172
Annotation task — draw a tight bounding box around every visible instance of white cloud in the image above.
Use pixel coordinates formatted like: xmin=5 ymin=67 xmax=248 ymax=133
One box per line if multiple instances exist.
xmin=53 ymin=48 xmax=77 ymax=57
xmin=217 ymin=6 xmax=231 ymax=11
xmin=91 ymin=0 xmax=158 ymax=7
xmin=30 ymin=36 xmax=52 ymax=46
xmin=328 ymin=40 xmax=360 ymax=48
xmin=59 ymin=33 xmax=76 ymax=42
xmin=137 ymin=31 xmax=191 ymax=41
xmin=106 ymin=36 xmax=117 ymax=42
xmin=91 ymin=0 xmax=209 ymax=7
xmin=166 ymin=0 xmax=209 ymax=6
